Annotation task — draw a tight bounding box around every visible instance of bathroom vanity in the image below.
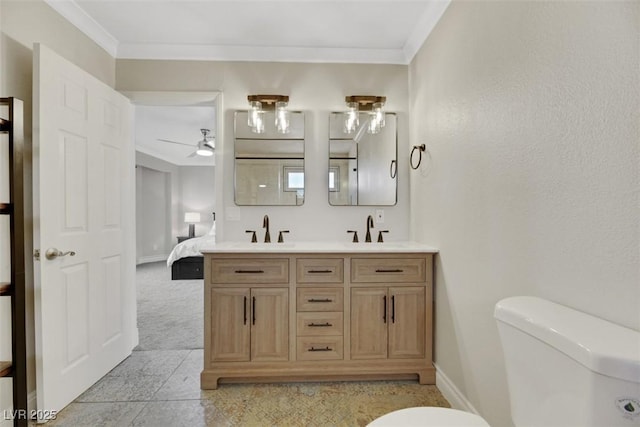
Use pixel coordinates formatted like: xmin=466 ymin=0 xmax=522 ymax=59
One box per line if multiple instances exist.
xmin=200 ymin=242 xmax=437 ymax=389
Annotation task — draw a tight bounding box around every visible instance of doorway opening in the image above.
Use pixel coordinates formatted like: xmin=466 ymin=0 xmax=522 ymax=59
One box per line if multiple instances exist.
xmin=129 ymin=91 xmax=220 ymax=352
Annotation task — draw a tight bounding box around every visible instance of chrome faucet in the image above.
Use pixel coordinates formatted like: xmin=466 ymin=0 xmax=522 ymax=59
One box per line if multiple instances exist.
xmin=365 ymin=215 xmax=374 ymax=243
xmin=263 ymin=215 xmax=271 ymax=243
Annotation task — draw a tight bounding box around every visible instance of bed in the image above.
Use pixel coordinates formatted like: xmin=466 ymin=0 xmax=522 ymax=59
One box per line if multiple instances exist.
xmin=167 ymin=221 xmax=216 ymax=280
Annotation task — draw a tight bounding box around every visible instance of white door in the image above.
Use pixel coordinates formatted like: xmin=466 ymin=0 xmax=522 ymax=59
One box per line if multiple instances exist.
xmin=32 ymin=43 xmax=136 ymax=415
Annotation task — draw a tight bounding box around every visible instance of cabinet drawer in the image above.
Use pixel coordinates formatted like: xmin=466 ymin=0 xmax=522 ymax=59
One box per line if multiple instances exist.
xmin=351 ymin=258 xmax=426 ymax=283
xmin=296 ymin=258 xmax=344 ymax=284
xmin=210 ymin=258 xmax=289 ymax=284
xmin=297 ymin=288 xmax=343 ymax=312
xmin=296 ymin=336 xmax=343 ymax=361
xmin=297 ymin=312 xmax=343 ymax=336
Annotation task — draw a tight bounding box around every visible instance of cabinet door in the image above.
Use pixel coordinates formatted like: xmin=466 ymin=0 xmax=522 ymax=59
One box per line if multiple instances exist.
xmin=211 ymin=288 xmax=250 ymax=362
xmin=351 ymin=288 xmax=388 ymax=359
xmin=388 ymin=287 xmax=426 ymax=359
xmin=251 ymin=288 xmax=289 ymax=362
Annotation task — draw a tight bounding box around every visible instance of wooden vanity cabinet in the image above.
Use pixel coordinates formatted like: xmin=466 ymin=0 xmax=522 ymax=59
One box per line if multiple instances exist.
xmin=210 ymin=287 xmax=288 ymax=362
xmin=351 ymin=287 xmax=425 ymax=359
xmin=202 ymin=251 xmax=434 ymax=389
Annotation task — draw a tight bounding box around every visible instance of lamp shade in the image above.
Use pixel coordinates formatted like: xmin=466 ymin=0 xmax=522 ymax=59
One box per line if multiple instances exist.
xmin=184 ymin=212 xmax=201 ymax=223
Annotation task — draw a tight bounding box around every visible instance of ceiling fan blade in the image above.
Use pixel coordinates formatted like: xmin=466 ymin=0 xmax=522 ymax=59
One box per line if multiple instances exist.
xmin=187 ymin=150 xmax=198 ymax=158
xmin=157 ymin=138 xmax=194 ymax=147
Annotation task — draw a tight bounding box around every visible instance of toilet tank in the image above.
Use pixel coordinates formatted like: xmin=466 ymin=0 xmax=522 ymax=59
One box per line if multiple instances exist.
xmin=494 ymin=296 xmax=640 ymax=427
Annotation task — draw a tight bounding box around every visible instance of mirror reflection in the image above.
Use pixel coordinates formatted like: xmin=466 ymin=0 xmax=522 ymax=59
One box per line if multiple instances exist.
xmin=234 ymin=111 xmax=305 ymax=206
xmin=329 ymin=112 xmax=397 ymax=206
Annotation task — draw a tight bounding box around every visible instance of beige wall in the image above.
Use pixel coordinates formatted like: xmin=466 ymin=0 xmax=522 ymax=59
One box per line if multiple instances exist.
xmin=116 ymin=60 xmax=410 ymax=242
xmin=0 ymin=0 xmax=117 ymax=407
xmin=409 ymin=1 xmax=639 ymax=426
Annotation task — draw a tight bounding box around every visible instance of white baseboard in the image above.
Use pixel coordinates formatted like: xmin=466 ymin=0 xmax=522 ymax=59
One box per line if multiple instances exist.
xmin=434 ymin=363 xmax=481 ymax=416
xmin=136 ymin=255 xmax=167 ymax=265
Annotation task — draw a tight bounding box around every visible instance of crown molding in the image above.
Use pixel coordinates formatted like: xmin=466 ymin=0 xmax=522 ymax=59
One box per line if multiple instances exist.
xmin=403 ymin=0 xmax=451 ymax=63
xmin=44 ymin=0 xmax=118 ymax=57
xmin=117 ymin=43 xmax=408 ymax=64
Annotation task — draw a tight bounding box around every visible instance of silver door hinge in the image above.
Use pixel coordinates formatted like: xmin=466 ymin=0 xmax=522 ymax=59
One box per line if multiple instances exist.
xmin=34 ymin=249 xmax=40 ymax=260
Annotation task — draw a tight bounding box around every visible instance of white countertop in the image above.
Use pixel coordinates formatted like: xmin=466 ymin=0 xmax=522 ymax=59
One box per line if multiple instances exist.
xmin=199 ymin=241 xmax=439 ymax=254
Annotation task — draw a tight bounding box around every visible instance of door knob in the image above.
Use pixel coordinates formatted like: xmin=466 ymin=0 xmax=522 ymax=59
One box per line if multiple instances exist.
xmin=45 ymin=248 xmax=76 ymax=260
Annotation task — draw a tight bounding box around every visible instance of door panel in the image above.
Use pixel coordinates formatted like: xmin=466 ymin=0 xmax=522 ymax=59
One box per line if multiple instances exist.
xmin=33 ymin=43 xmax=135 ymax=414
xmin=389 ymin=287 xmax=426 ymax=359
xmin=210 ymin=288 xmax=250 ymax=362
xmin=351 ymin=288 xmax=387 ymax=359
xmin=251 ymin=288 xmax=289 ymax=362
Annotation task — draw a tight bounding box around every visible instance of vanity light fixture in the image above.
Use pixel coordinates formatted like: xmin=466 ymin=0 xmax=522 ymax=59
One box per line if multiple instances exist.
xmin=344 ymin=96 xmax=387 ymax=135
xmin=247 ymin=95 xmax=290 ymax=134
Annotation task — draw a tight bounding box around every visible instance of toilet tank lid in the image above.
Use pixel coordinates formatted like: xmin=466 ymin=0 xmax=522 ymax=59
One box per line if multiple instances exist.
xmin=494 ymin=296 xmax=640 ymax=382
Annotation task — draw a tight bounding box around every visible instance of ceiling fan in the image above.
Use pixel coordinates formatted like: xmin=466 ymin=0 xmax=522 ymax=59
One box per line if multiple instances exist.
xmin=157 ymin=128 xmax=215 ymax=157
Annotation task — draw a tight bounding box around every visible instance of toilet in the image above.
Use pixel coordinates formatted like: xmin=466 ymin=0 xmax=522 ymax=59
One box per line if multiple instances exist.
xmin=367 ymin=407 xmax=489 ymax=426
xmin=368 ymin=296 xmax=640 ymax=426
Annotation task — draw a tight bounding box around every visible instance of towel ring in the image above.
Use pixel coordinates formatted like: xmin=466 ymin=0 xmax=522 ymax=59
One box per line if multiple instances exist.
xmin=410 ymin=144 xmax=426 ymax=170
xmin=390 ymin=160 xmax=397 ymax=178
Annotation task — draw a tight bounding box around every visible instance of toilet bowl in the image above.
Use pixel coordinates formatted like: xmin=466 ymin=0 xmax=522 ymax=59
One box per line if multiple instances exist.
xmin=367 ymin=407 xmax=489 ymax=426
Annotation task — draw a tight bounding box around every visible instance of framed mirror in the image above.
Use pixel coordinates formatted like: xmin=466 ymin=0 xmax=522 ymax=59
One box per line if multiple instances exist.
xmin=234 ymin=111 xmax=305 ymax=206
xmin=329 ymin=112 xmax=397 ymax=206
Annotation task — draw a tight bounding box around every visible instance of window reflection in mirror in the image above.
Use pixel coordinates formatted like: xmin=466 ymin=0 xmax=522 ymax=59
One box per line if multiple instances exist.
xmin=329 ymin=112 xmax=397 ymax=206
xmin=234 ymin=111 xmax=305 ymax=206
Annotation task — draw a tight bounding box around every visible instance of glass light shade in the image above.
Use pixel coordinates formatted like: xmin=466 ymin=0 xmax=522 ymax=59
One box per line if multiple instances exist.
xmin=275 ymin=101 xmax=290 ymax=134
xmin=367 ymin=115 xmax=381 ymax=134
xmin=344 ymin=102 xmax=359 ymax=134
xmin=251 ymin=110 xmax=265 ymax=133
xmin=184 ymin=212 xmax=200 ymax=223
xmin=372 ymin=102 xmax=385 ymax=128
xmin=248 ymin=101 xmax=262 ymax=128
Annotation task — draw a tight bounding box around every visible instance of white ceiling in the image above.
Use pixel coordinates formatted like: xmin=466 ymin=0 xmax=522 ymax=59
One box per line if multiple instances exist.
xmin=135 ymin=105 xmax=217 ymax=166
xmin=45 ymin=0 xmax=451 ymax=64
xmin=46 ymin=0 xmax=450 ymax=165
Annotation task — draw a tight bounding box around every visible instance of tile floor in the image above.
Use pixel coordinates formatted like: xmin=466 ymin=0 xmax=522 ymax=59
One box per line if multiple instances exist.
xmin=48 ymin=262 xmax=450 ymax=426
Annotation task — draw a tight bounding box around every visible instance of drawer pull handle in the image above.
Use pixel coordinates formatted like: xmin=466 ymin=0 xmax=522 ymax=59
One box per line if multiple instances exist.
xmin=375 ymin=269 xmax=404 ymax=273
xmin=308 ymin=298 xmax=333 ymax=303
xmin=235 ymin=269 xmax=264 ymax=274
xmin=308 ymin=322 xmax=333 ymax=327
xmin=308 ymin=269 xmax=332 ymax=274
xmin=309 ymin=346 xmax=332 ymax=352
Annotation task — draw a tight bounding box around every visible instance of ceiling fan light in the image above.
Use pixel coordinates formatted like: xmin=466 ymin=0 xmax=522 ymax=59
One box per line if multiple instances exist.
xmin=196 ymin=148 xmax=214 ymax=156
xmin=196 ymin=140 xmax=214 ymax=156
